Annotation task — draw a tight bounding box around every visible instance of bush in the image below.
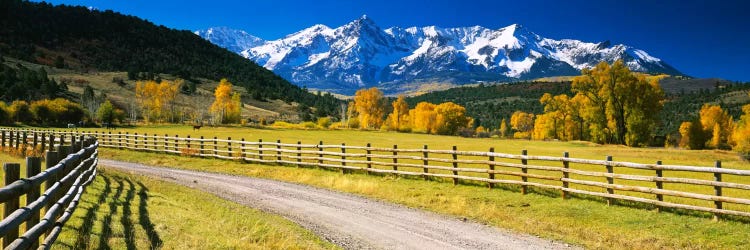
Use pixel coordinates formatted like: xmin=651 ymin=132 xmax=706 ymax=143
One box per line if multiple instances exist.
xmin=9 ymin=100 xmax=32 ymax=123
xmin=329 ymin=122 xmax=345 ymax=129
xmin=317 ymin=117 xmax=332 ymax=128
xmin=301 ymin=121 xmax=317 ymax=129
xmin=347 ymin=118 xmax=360 ymax=129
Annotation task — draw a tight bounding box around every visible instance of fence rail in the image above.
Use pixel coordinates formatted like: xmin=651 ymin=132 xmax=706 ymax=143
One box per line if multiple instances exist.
xmin=2 ymin=128 xmax=749 ymax=220
xmin=0 ymin=128 xmax=98 ymax=250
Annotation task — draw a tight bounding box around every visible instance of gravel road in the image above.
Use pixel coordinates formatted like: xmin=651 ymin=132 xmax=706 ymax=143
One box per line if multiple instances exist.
xmin=100 ymin=159 xmax=575 ymax=250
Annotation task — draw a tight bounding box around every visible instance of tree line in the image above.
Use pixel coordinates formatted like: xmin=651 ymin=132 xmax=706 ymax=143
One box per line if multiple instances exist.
xmin=340 ymin=88 xmax=474 ymax=136
xmin=677 ymin=102 xmax=750 ymax=158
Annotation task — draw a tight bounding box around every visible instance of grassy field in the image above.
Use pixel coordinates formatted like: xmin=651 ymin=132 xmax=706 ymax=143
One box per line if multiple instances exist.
xmin=52 ymin=168 xmax=336 ymax=249
xmin=0 ymin=150 xmax=336 ymax=250
xmin=80 ymin=125 xmax=750 ymax=249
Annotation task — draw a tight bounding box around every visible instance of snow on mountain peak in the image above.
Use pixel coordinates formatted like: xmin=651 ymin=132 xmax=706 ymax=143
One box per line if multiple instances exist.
xmin=196 ymin=17 xmax=682 ymax=94
xmin=194 ymin=27 xmax=264 ymax=54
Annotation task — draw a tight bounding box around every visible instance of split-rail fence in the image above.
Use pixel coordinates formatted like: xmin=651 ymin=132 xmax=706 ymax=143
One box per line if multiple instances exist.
xmin=0 ymin=128 xmax=98 ymax=250
xmin=2 ymin=128 xmax=749 ymax=221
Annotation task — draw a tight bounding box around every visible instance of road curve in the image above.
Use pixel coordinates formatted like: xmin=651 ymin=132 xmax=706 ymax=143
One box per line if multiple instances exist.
xmin=100 ymin=159 xmax=575 ymax=250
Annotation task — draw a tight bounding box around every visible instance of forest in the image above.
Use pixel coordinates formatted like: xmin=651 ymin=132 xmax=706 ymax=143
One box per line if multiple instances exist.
xmin=0 ymin=0 xmax=340 ymax=116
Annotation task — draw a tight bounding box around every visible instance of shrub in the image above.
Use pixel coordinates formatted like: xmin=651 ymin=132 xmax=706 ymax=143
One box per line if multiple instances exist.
xmin=301 ymin=121 xmax=317 ymax=129
xmin=317 ymin=117 xmax=332 ymax=128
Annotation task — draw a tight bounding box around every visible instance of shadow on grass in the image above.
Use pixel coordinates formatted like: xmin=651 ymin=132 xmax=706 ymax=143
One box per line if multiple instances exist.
xmin=97 ymin=176 xmax=124 ymax=250
xmin=67 ymin=174 xmax=163 ymax=249
xmin=137 ymin=181 xmax=163 ymax=249
xmin=121 ymin=179 xmax=136 ymax=250
xmin=74 ymin=175 xmax=111 ymax=249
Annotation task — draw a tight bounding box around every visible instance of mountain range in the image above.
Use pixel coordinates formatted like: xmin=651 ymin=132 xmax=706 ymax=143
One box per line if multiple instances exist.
xmin=197 ymin=15 xmax=683 ymax=95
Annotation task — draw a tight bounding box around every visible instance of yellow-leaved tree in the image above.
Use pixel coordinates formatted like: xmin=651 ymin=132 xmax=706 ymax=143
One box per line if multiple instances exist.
xmin=410 ymin=102 xmax=437 ymax=133
xmin=510 ymin=111 xmax=534 ymax=139
xmin=135 ymin=79 xmax=181 ymax=123
xmin=352 ymin=87 xmax=385 ymax=129
xmin=159 ymin=79 xmax=182 ymax=122
xmin=498 ymin=118 xmax=509 ymax=138
xmin=571 ymin=60 xmax=663 ymax=146
xmin=434 ymin=102 xmax=472 ymax=135
xmin=698 ymin=104 xmax=733 ymax=149
xmin=385 ymin=95 xmax=410 ymax=131
xmin=210 ymin=79 xmax=241 ymax=124
xmin=732 ymin=104 xmax=750 ymax=158
xmin=532 ymin=113 xmax=556 ymax=140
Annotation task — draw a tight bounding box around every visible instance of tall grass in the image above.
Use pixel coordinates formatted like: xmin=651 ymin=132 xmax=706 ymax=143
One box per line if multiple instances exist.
xmin=52 ymin=168 xmax=337 ymax=249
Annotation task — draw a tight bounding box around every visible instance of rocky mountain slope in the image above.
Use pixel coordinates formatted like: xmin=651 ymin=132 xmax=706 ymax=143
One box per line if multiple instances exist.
xmin=197 ymin=15 xmax=683 ymax=94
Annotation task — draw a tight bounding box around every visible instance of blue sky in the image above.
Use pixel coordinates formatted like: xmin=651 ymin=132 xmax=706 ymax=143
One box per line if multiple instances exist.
xmin=36 ymin=0 xmax=750 ymax=81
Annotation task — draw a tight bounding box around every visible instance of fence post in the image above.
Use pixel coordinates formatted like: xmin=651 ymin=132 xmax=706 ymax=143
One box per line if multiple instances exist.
xmin=606 ymin=156 xmax=614 ymax=206
xmin=488 ymin=147 xmax=495 ymax=189
xmin=228 ymin=137 xmax=233 ymax=159
xmin=8 ymin=130 xmax=14 ymax=148
xmin=33 ymin=131 xmax=38 ymax=149
xmin=152 ymin=133 xmax=157 ymax=151
xmin=200 ymin=136 xmax=205 ymax=158
xmin=71 ymin=134 xmax=78 ymax=152
xmin=655 ymin=160 xmax=663 ymax=212
xmin=392 ymin=145 xmax=398 ymax=172
xmin=297 ymin=141 xmax=302 ymax=167
xmin=22 ymin=131 xmax=27 ymax=149
xmin=3 ymin=163 xmax=20 ymax=248
xmin=521 ymin=150 xmax=528 ymax=194
xmin=423 ymin=145 xmax=429 ymax=181
xmin=26 ymin=157 xmax=41 ymax=248
xmin=174 ymin=135 xmax=179 ymax=154
xmin=118 ymin=132 xmax=123 ymax=150
xmin=714 ymin=161 xmax=722 ymax=221
xmin=452 ymin=146 xmax=458 ymax=185
xmin=562 ymin=152 xmax=569 ymax=199
xmin=212 ymin=136 xmax=217 ymax=158
xmin=163 ymin=134 xmax=168 ymax=153
xmin=341 ymin=143 xmax=347 ymax=174
xmin=134 ymin=133 xmax=138 ymax=150
xmin=366 ymin=143 xmax=372 ymax=175
xmin=40 ymin=132 xmax=46 ymax=152
xmin=1 ymin=130 xmax=5 ymax=147
xmin=188 ymin=135 xmax=193 ymax=154
xmin=317 ymin=141 xmax=323 ymax=167
xmin=258 ymin=139 xmax=263 ymax=161
xmin=241 ymin=138 xmax=246 ymax=162
xmin=276 ymin=139 xmax=282 ymax=163
xmin=49 ymin=133 xmax=55 ymax=152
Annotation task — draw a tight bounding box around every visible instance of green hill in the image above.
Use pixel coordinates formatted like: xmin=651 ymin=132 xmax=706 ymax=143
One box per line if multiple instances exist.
xmin=0 ymin=0 xmax=339 ymax=117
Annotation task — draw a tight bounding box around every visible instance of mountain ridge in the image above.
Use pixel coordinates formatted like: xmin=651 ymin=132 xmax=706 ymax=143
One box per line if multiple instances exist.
xmin=196 ymin=15 xmax=684 ymax=95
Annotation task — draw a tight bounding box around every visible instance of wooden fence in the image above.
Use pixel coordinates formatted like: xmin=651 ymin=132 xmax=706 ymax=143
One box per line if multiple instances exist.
xmin=0 ymin=128 xmax=99 ymax=250
xmin=3 ymin=128 xmax=750 ymax=221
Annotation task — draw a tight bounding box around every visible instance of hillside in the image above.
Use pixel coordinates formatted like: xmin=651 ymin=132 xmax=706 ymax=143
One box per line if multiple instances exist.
xmin=1 ymin=56 xmax=302 ymax=123
xmin=0 ymin=0 xmax=339 ymax=117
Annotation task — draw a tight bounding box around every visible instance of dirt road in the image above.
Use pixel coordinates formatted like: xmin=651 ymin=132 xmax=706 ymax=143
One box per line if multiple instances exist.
xmin=100 ymin=159 xmax=574 ymax=250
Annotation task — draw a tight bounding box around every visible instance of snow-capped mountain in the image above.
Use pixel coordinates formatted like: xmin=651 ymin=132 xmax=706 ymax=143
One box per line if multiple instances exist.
xmin=194 ymin=27 xmax=265 ymax=54
xmin=196 ymin=16 xmax=682 ymax=95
